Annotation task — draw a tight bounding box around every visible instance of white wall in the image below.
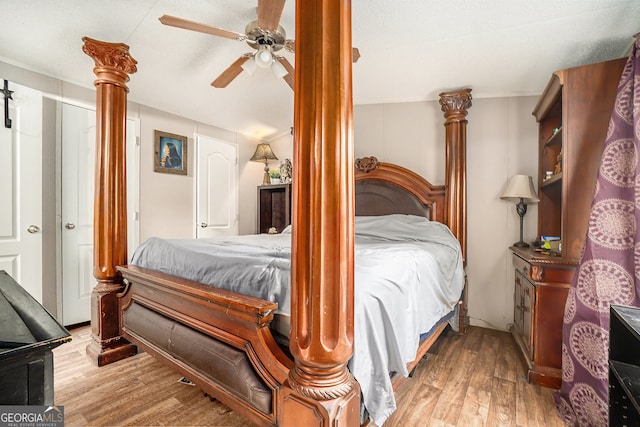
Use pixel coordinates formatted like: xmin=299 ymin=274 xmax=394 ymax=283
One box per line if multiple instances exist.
xmin=0 ymin=60 xmax=266 ymax=317
xmin=2 ymin=58 xmax=542 ymax=331
xmin=128 ymin=105 xmax=267 ymax=241
xmin=353 ymin=97 xmax=540 ymax=331
xmin=246 ymin=96 xmax=541 ymax=331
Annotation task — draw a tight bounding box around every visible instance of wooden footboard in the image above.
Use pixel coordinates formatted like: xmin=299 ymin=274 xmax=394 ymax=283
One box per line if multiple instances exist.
xmin=117 ymin=265 xmax=292 ymax=427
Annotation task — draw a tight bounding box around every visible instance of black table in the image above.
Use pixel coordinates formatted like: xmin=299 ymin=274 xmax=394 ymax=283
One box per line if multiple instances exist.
xmin=0 ymin=270 xmax=71 ymax=405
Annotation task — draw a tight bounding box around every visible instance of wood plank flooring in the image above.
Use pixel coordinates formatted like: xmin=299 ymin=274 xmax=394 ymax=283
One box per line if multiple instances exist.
xmin=52 ymin=325 xmax=564 ymax=426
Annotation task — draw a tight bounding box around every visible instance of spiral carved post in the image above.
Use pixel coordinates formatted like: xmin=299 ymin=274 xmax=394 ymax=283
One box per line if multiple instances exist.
xmin=82 ymin=37 xmax=138 ymax=366
xmin=278 ymin=0 xmax=360 ymax=425
xmin=439 ymin=88 xmax=472 ymax=332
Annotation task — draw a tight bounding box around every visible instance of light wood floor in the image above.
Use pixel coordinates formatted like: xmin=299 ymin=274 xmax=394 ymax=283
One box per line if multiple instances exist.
xmin=53 ymin=325 xmax=564 ymax=426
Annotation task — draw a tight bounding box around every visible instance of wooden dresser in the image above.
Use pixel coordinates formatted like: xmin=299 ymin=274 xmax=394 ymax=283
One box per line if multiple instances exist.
xmin=510 ymin=247 xmax=574 ymax=388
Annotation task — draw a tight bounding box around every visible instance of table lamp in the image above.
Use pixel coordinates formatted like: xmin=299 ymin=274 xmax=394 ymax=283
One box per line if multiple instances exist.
xmin=500 ymin=175 xmax=539 ymax=248
xmin=250 ymin=143 xmax=278 ymax=185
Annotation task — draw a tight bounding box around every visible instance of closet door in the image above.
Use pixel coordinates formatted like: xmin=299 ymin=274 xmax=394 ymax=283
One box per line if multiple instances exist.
xmin=61 ymin=103 xmax=138 ymax=326
xmin=61 ymin=103 xmax=95 ymax=326
xmin=195 ymin=135 xmax=238 ymax=238
xmin=0 ymin=81 xmax=42 ymax=301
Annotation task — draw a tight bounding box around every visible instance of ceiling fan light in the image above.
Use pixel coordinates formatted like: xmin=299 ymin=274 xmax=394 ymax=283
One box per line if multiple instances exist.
xmin=271 ymin=59 xmax=288 ymax=78
xmin=241 ymin=57 xmax=258 ymax=76
xmin=255 ymin=46 xmax=273 ymax=68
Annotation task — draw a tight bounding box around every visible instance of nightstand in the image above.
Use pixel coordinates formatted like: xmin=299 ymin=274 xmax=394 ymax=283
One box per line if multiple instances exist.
xmin=257 ymin=184 xmax=291 ymax=234
xmin=510 ymin=246 xmax=574 ymax=388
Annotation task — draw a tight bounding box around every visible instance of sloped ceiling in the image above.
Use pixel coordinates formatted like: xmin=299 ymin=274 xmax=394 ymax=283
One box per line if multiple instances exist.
xmin=1 ymin=0 xmax=638 ymax=141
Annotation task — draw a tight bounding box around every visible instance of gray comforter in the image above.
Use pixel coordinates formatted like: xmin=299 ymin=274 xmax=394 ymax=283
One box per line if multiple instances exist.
xmin=130 ymin=214 xmax=464 ymax=425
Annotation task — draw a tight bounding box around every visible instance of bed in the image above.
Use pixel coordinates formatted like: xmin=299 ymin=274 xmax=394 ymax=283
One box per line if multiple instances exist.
xmin=115 ymin=160 xmax=466 ymax=426
xmin=81 ymin=6 xmax=472 ymax=426
xmin=126 ymin=200 xmax=464 ymax=425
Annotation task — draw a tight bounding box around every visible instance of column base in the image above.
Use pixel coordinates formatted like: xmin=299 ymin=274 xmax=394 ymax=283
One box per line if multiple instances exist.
xmin=87 ymin=281 xmax=137 ymax=366
xmin=278 ymin=378 xmax=360 ymax=427
xmin=86 ymin=337 xmax=137 ymax=367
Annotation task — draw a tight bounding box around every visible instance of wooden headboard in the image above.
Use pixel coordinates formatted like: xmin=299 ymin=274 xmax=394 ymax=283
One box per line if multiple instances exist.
xmin=354 ymin=156 xmax=446 ymax=223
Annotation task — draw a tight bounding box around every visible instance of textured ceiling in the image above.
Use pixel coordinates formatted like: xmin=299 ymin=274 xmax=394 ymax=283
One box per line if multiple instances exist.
xmin=1 ymin=0 xmax=638 ymax=141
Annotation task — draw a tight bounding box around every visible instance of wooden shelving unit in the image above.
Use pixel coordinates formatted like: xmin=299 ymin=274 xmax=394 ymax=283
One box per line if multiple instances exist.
xmin=510 ymin=57 xmax=625 ymax=388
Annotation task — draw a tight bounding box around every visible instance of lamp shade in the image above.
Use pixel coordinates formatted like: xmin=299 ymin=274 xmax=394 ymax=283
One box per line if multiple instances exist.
xmin=250 ymin=143 xmax=278 ymax=162
xmin=241 ymin=57 xmax=258 ymax=76
xmin=500 ymin=175 xmax=539 ymax=202
xmin=271 ymin=59 xmax=288 ymax=79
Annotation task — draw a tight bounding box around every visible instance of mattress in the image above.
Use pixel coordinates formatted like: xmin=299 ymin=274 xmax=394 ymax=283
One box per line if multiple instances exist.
xmin=130 ymin=214 xmax=464 ymax=425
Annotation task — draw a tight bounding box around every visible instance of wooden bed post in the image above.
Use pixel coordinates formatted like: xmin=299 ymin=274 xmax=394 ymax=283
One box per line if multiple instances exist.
xmin=439 ymin=88 xmax=472 ymax=259
xmin=82 ymin=37 xmax=138 ymax=366
xmin=279 ymin=0 xmax=360 ymax=425
xmin=439 ymin=88 xmax=472 ymax=332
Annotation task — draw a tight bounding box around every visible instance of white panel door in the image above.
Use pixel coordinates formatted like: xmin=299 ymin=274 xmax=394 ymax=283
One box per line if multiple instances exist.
xmin=196 ymin=135 xmax=238 ymax=238
xmin=61 ymin=103 xmax=138 ymax=326
xmin=0 ymin=81 xmax=42 ymax=301
xmin=61 ymin=103 xmax=95 ymax=326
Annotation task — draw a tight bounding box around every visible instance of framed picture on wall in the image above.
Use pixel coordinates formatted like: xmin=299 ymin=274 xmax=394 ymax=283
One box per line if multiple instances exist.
xmin=154 ymin=130 xmax=188 ymax=175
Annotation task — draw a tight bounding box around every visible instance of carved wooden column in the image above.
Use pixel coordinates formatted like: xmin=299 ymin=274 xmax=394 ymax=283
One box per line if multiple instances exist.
xmin=82 ymin=37 xmax=138 ymax=366
xmin=439 ymin=88 xmax=472 ymax=260
xmin=278 ymin=1 xmax=360 ymax=425
xmin=439 ymin=88 xmax=472 ymax=332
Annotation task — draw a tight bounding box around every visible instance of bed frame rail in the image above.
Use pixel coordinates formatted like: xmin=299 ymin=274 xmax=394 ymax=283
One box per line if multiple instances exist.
xmin=118 ymin=265 xmax=292 ymax=426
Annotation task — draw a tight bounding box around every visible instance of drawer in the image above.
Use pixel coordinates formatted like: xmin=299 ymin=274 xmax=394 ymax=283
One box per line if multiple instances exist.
xmin=512 ymin=254 xmax=532 ymax=279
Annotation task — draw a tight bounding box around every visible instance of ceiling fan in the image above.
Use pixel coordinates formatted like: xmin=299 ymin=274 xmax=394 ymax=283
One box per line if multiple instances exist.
xmin=159 ymin=0 xmax=360 ymax=90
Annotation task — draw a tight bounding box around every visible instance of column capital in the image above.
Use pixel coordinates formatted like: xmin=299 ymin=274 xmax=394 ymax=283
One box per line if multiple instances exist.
xmin=439 ymin=88 xmax=472 ymax=123
xmin=82 ymin=37 xmax=137 ymax=73
xmin=82 ymin=37 xmax=137 ymax=89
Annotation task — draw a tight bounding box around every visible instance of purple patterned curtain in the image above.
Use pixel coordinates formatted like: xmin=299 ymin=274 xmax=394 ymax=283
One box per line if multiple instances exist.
xmin=554 ymin=34 xmax=640 ymax=426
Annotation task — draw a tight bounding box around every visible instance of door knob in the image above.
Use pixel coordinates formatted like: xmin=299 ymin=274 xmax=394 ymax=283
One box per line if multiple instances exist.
xmin=27 ymin=225 xmax=41 ymax=234
xmin=200 ymin=223 xmax=208 ymax=228
xmin=65 ymin=223 xmax=76 ymax=230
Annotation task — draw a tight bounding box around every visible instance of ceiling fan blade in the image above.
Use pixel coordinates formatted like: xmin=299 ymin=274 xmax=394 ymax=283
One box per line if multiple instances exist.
xmin=284 ymin=39 xmax=360 ymax=63
xmin=257 ymin=0 xmax=286 ymax=32
xmin=211 ymin=56 xmax=251 ymax=88
xmin=159 ymin=15 xmax=246 ymax=41
xmin=277 ymin=57 xmax=295 ymax=90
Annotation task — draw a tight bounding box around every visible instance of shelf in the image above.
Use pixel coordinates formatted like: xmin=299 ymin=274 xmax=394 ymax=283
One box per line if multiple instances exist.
xmin=610 ymin=360 xmax=640 ymax=415
xmin=544 ymin=127 xmax=562 ymax=147
xmin=541 ymin=173 xmax=562 ymax=188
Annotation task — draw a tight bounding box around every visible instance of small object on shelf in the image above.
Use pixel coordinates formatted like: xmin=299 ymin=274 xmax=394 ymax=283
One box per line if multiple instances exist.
xmin=280 ymin=158 xmax=292 ymax=184
xmin=554 ymin=149 xmax=563 ymax=175
xmin=269 ymin=168 xmax=281 ymax=184
xmin=533 ymin=247 xmax=561 ymax=256
xmin=541 ymin=235 xmax=560 ymax=241
xmin=545 ymin=171 xmax=553 ymax=180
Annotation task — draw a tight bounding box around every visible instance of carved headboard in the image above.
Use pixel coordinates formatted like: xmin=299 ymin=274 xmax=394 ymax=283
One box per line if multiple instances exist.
xmin=354 ymin=157 xmax=446 ymax=223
